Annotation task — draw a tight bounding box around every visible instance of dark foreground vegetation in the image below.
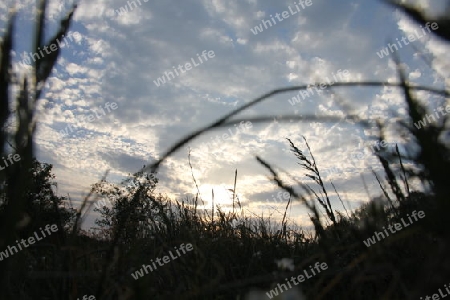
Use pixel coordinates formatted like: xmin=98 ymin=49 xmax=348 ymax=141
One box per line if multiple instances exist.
xmin=0 ymin=1 xmax=449 ymax=299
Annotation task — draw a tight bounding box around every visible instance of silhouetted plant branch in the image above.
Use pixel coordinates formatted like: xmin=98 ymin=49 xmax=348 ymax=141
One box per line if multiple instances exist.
xmin=144 ymin=81 xmax=449 ymax=174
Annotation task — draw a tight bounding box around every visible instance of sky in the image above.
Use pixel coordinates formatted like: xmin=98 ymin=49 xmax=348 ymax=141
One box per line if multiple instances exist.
xmin=1 ymin=0 xmax=449 ymax=230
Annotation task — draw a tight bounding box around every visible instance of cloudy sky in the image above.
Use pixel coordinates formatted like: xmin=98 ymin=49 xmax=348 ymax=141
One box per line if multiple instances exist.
xmin=1 ymin=0 xmax=449 ymax=229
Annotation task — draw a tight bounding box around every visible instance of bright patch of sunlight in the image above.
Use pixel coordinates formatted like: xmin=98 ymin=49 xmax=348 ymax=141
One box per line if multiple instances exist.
xmin=197 ymin=183 xmax=235 ymax=211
